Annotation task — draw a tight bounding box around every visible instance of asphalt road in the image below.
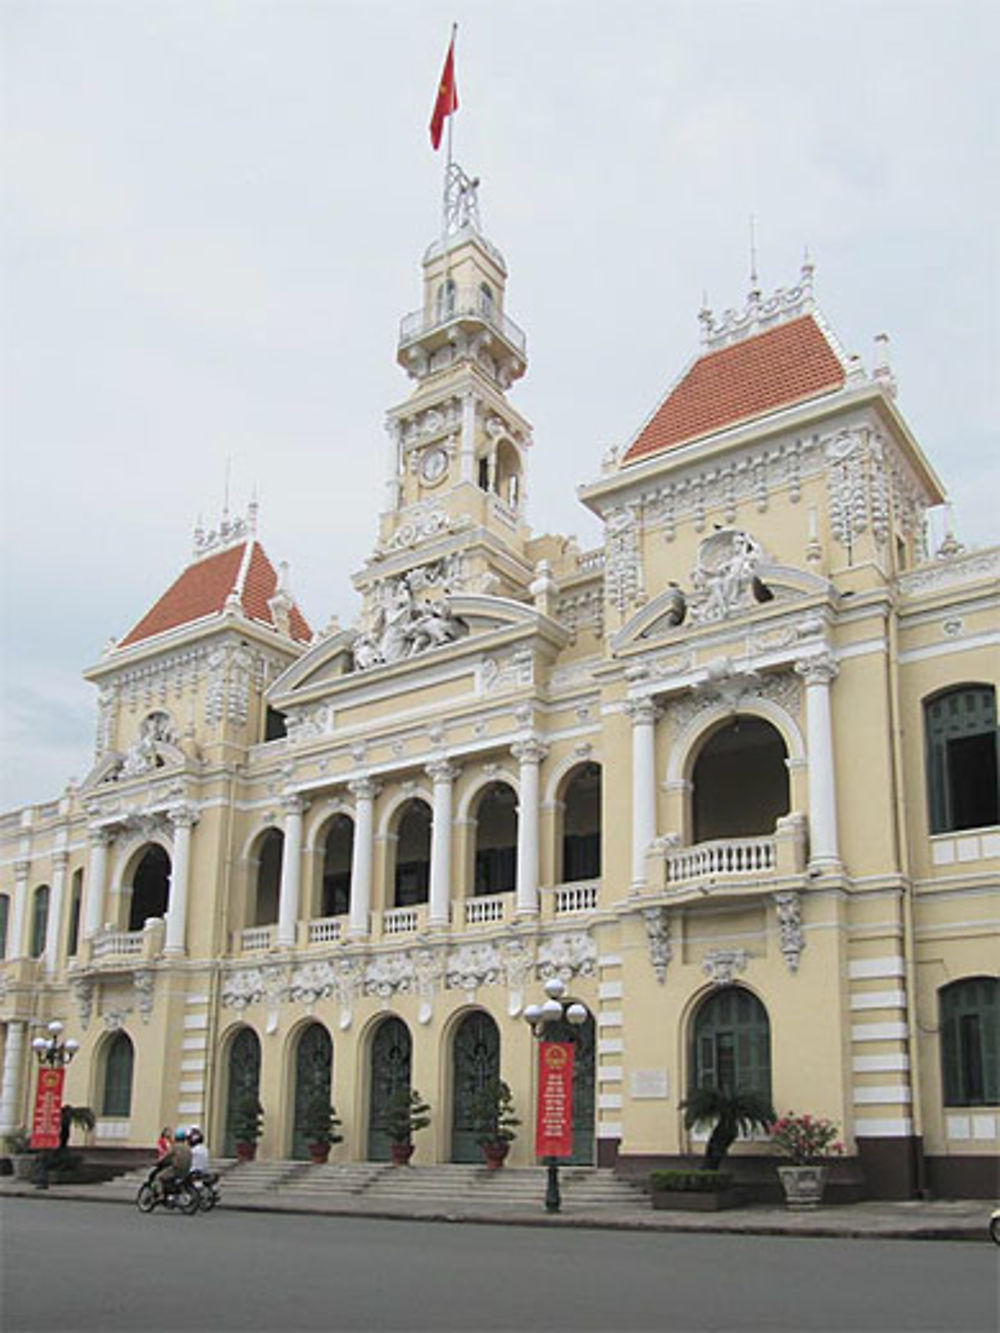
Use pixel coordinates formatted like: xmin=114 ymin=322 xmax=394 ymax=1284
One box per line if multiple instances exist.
xmin=1 ymin=1198 xmax=996 ymax=1333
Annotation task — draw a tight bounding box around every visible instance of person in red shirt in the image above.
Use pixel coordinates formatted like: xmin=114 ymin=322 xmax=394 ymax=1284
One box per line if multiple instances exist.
xmin=155 ymin=1127 xmax=171 ymax=1159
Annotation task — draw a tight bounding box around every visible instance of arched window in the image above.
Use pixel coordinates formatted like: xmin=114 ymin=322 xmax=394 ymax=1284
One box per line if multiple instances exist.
xmin=128 ymin=845 xmax=171 ymax=931
xmin=691 ymin=986 xmax=771 ymax=1100
xmin=473 ymin=783 xmax=517 ymax=895
xmin=0 ymin=894 xmax=9 ymax=958
xmin=29 ymin=885 xmax=49 ymax=959
xmin=925 ymin=686 xmax=999 ymax=834
xmin=561 ymin=762 xmax=602 ymax=883
xmin=940 ymin=977 xmax=999 ymax=1107
xmin=393 ymin=800 xmax=432 ymax=908
xmin=436 ymin=279 xmax=456 ymax=322
xmin=321 ymin=816 xmax=354 ymax=918
xmin=692 ymin=717 xmax=789 ymax=842
xmin=478 ymin=283 xmax=494 ymax=319
xmin=253 ymin=829 xmax=284 ymax=926
xmin=66 ymin=869 xmax=83 ymax=958
xmin=102 ymin=1031 xmax=134 ymax=1117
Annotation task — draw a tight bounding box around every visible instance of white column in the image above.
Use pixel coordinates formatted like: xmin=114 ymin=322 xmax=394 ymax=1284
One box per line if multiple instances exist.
xmin=796 ymin=652 xmax=841 ymax=871
xmin=277 ymin=795 xmax=306 ymax=948
xmin=384 ymin=421 xmax=402 ymax=510
xmin=43 ymin=850 xmax=69 ymax=975
xmin=8 ymin=863 xmax=29 ymax=960
xmin=460 ymin=391 xmax=477 ymax=483
xmin=427 ymin=760 xmax=459 ymax=927
xmin=512 ymin=740 xmax=547 ymax=917
xmin=0 ymin=1020 xmax=26 ymax=1134
xmin=627 ymin=698 xmax=661 ymax=890
xmin=347 ymin=778 xmax=379 ymax=939
xmin=165 ymin=805 xmax=198 ymax=956
xmin=83 ymin=829 xmax=110 ymax=940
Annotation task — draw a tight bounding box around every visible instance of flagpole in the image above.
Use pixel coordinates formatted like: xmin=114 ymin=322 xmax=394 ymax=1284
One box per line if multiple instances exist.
xmin=441 ymin=23 xmax=458 ymax=313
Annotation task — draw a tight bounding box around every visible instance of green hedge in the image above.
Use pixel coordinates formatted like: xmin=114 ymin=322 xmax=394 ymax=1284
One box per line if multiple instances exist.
xmin=649 ymin=1169 xmax=734 ymax=1193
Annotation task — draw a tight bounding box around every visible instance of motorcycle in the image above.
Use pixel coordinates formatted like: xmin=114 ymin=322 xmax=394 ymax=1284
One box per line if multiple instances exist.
xmin=136 ymin=1172 xmax=200 ymax=1216
xmin=990 ymin=1207 xmax=999 ymax=1246
xmin=191 ymin=1171 xmax=221 ymax=1212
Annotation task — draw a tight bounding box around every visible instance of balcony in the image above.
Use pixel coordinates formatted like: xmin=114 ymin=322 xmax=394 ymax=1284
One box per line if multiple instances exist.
xmin=238 ymin=925 xmax=275 ymax=953
xmin=546 ymin=881 xmax=600 ymax=917
xmin=304 ymin=916 xmax=344 ymax=946
xmin=655 ymin=815 xmax=808 ymax=898
xmin=398 ymin=290 xmax=527 ymax=358
xmin=666 ymin=837 xmax=776 ymax=886
xmin=458 ymin=894 xmax=511 ymax=928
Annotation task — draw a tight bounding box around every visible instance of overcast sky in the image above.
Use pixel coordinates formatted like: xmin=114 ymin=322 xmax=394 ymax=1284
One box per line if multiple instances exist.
xmin=2 ymin=0 xmax=996 ymax=809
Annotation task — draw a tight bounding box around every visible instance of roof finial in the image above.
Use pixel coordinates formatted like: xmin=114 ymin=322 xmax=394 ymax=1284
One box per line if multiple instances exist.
xmin=223 ymin=456 xmax=232 ymax=521
xmin=748 ymin=215 xmax=761 ymax=300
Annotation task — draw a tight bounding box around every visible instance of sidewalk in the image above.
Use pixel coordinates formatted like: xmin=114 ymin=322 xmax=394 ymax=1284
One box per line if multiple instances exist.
xmin=1 ymin=1176 xmax=993 ymax=1242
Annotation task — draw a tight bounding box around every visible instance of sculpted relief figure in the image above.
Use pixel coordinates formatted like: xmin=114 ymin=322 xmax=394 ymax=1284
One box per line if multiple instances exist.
xmin=688 ymin=529 xmax=771 ymax=624
xmin=351 ymin=575 xmax=467 ymax=671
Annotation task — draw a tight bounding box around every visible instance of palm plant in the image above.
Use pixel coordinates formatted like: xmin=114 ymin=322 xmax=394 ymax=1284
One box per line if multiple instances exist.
xmin=58 ymin=1105 xmax=96 ymax=1151
xmin=680 ymin=1087 xmax=775 ymax=1171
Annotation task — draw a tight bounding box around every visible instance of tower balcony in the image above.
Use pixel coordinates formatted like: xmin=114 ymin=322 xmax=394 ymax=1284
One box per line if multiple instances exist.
xmin=397 ymin=290 xmax=527 ymax=376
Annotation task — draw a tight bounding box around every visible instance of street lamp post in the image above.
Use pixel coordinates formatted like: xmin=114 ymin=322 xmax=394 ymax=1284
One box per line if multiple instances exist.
xmin=523 ymin=976 xmax=587 ymax=1213
xmin=30 ymin=1021 xmax=79 ymax=1190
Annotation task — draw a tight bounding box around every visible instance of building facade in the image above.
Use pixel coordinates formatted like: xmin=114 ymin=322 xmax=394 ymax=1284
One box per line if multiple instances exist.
xmin=2 ymin=169 xmax=997 ymax=1198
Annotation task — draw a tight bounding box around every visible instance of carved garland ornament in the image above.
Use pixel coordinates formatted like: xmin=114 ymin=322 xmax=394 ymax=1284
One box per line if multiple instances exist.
xmin=773 ymin=892 xmax=805 ymax=973
xmin=537 ymin=931 xmax=597 ymax=982
xmin=642 ymin=907 xmax=672 ymax=984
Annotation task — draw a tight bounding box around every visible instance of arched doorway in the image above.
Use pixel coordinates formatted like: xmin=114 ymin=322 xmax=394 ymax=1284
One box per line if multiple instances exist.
xmin=473 ymin=784 xmax=517 ymax=896
xmin=290 ymin=1023 xmax=333 ymax=1159
xmin=367 ymin=1017 xmax=412 ymax=1160
xmin=223 ymin=1027 xmax=261 ymax=1156
xmin=393 ymin=800 xmax=432 ymax=908
xmin=252 ymin=829 xmax=283 ymax=926
xmin=450 ymin=1011 xmax=500 ymax=1162
xmin=691 ymin=717 xmax=789 ymax=842
xmin=691 ymin=985 xmax=772 ymax=1098
xmin=561 ymin=762 xmax=602 ymax=882
xmin=128 ymin=844 xmax=171 ymax=930
xmin=321 ymin=816 xmax=354 ymax=918
xmin=543 ymin=1008 xmax=596 ymax=1165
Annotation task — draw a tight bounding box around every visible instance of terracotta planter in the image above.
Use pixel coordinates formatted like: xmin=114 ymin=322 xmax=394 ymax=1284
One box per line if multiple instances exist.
xmin=235 ymin=1141 xmax=257 ymax=1162
xmin=482 ymin=1141 xmax=510 ymax=1171
xmin=777 ymin=1164 xmax=828 ymax=1210
xmin=390 ymin=1142 xmax=414 ymax=1167
xmin=308 ymin=1143 xmax=331 ymax=1165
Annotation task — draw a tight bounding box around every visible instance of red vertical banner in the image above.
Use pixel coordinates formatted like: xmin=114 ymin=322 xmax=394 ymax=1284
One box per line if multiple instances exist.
xmin=30 ymin=1066 xmax=65 ymax=1150
xmin=535 ymin=1041 xmax=574 ymax=1159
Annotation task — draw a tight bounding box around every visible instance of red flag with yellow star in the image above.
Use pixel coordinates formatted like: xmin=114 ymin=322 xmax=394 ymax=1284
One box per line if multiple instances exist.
xmin=429 ymin=34 xmax=458 ymax=151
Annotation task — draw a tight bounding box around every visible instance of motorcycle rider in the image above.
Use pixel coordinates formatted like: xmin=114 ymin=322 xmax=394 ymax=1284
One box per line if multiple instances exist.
xmin=147 ymin=1127 xmax=192 ymax=1198
xmin=188 ymin=1126 xmax=209 ymax=1177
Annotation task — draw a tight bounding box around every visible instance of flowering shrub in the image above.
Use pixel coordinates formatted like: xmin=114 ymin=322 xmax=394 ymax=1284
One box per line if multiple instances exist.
xmin=768 ymin=1112 xmax=845 ymax=1165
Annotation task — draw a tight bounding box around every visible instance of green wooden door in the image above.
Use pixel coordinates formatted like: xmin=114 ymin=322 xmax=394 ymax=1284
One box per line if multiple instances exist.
xmin=367 ymin=1017 xmax=411 ymax=1161
xmin=291 ymin=1023 xmax=333 ymax=1159
xmin=223 ymin=1027 xmax=261 ymax=1156
xmin=450 ymin=1012 xmax=500 ymax=1162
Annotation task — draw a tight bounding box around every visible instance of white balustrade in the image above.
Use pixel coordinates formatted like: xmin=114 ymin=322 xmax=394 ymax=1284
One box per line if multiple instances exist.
xmin=239 ymin=925 xmax=274 ymax=952
xmin=553 ymin=882 xmax=599 ymax=914
xmin=382 ymin=907 xmax=419 ymax=936
xmin=665 ymin=837 xmax=776 ymax=886
xmin=92 ymin=929 xmax=144 ymax=959
xmin=463 ymin=895 xmax=508 ymax=926
xmin=307 ymin=917 xmax=343 ymax=945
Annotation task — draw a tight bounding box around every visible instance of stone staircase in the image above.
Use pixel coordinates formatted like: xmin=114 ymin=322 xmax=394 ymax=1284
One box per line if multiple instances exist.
xmin=100 ymin=1158 xmax=648 ymax=1214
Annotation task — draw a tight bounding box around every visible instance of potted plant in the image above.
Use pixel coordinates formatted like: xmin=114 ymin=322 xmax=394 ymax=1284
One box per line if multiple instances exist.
xmin=470 ymin=1078 xmax=520 ymax=1170
xmin=680 ymin=1086 xmax=775 ymax=1172
xmin=301 ymin=1095 xmax=343 ymax=1165
xmin=769 ymin=1111 xmax=845 ymax=1209
xmin=232 ymin=1094 xmax=264 ymax=1162
xmin=648 ymin=1168 xmax=741 ymax=1211
xmin=384 ymin=1086 xmax=430 ymax=1166
xmin=4 ymin=1129 xmax=35 ymax=1181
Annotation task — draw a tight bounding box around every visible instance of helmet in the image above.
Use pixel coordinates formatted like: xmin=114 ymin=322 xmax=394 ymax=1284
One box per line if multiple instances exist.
xmin=174 ymin=1127 xmax=187 ymax=1142
xmin=188 ymin=1127 xmax=203 ymax=1145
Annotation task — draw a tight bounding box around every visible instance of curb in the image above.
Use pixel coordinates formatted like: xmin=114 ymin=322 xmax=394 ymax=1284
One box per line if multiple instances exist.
xmin=1 ymin=1183 xmax=990 ymax=1242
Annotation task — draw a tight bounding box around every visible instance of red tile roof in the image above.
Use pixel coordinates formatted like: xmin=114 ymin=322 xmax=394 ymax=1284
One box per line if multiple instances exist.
xmin=622 ymin=315 xmax=846 ymax=464
xmin=118 ymin=541 xmax=312 ymax=649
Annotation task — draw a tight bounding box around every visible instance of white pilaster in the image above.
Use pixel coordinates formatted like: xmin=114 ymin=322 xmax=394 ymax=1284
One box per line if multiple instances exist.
xmin=512 ymin=739 xmax=547 ymax=917
xmin=427 ymin=760 xmax=460 ymax=927
xmin=795 ymin=652 xmax=841 ymax=871
xmin=348 ymin=778 xmax=379 ymax=939
xmin=384 ymin=420 xmax=403 ymax=510
xmin=43 ymin=850 xmax=69 ymax=975
xmin=460 ymin=391 xmax=477 ymax=483
xmin=8 ymin=862 xmax=29 ymax=960
xmin=0 ymin=1020 xmax=26 ymax=1134
xmin=165 ymin=805 xmax=198 ymax=956
xmin=627 ymin=698 xmax=661 ymax=889
xmin=277 ymin=795 xmax=306 ymax=948
xmin=83 ymin=829 xmax=110 ymax=940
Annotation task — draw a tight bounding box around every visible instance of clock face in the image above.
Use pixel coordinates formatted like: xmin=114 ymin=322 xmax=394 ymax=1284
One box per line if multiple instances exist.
xmin=420 ymin=447 xmax=448 ymax=484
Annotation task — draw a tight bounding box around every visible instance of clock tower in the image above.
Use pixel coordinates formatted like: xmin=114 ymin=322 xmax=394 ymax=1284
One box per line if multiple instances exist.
xmin=353 ymin=165 xmax=536 ymax=620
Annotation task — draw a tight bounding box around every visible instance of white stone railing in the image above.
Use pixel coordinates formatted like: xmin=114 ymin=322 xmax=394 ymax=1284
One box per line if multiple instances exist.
xmin=553 ymin=882 xmax=600 ymax=914
xmin=462 ymin=894 xmax=509 ymax=926
xmin=92 ymin=929 xmax=144 ymax=959
xmin=382 ymin=907 xmax=420 ymax=937
xmin=239 ymin=925 xmax=274 ymax=952
xmin=307 ymin=917 xmax=343 ymax=945
xmin=666 ymin=837 xmax=776 ymax=886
